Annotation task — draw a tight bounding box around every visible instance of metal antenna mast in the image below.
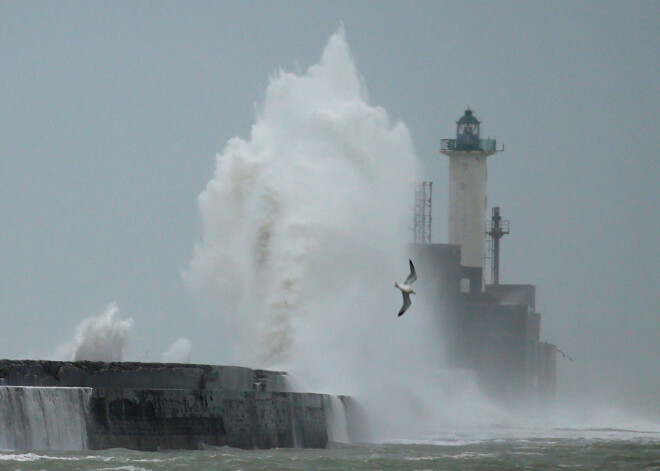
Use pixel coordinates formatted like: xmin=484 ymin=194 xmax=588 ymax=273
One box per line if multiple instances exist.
xmin=414 ymin=182 xmax=433 ymax=244
xmin=485 ymin=206 xmax=509 ymax=284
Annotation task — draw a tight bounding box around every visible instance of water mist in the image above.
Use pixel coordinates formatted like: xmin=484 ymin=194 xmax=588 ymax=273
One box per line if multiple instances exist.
xmin=53 ymin=302 xmax=133 ymax=362
xmin=161 ymin=338 xmax=192 ymax=363
xmin=186 ymin=27 xmax=500 ymax=441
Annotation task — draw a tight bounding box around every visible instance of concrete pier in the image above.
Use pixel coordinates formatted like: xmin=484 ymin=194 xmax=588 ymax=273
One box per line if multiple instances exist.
xmin=0 ymin=360 xmax=338 ymax=451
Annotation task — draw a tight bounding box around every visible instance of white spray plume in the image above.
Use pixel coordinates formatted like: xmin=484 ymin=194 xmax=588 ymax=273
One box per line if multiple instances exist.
xmin=161 ymin=338 xmax=192 ymax=363
xmin=187 ymin=26 xmax=418 ymax=364
xmin=68 ymin=302 xmax=133 ymax=362
xmin=185 ymin=26 xmax=503 ymax=440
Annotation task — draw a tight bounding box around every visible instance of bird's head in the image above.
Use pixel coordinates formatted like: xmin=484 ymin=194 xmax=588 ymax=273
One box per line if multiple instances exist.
xmin=411 ymin=290 xmax=416 ymax=295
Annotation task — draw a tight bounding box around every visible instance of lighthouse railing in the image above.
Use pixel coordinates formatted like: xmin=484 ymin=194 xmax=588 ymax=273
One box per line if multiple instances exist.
xmin=440 ymin=138 xmax=498 ymax=152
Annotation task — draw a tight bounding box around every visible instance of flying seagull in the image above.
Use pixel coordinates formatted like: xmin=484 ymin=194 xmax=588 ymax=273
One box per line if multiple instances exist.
xmin=555 ymin=347 xmax=574 ymax=361
xmin=395 ymin=259 xmax=417 ymax=317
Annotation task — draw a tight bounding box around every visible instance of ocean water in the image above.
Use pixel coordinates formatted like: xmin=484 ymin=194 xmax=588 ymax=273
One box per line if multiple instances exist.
xmin=2 ymin=428 xmax=659 ymax=471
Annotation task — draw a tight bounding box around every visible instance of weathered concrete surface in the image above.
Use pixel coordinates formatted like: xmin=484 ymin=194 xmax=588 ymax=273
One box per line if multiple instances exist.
xmin=411 ymin=243 xmax=557 ymax=402
xmin=0 ymin=360 xmax=284 ymax=392
xmin=87 ymin=388 xmax=328 ymax=450
xmin=0 ymin=360 xmax=335 ymax=451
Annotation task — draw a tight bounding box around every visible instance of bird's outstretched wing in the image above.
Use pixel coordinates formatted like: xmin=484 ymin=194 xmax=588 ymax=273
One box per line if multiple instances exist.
xmin=398 ymin=292 xmax=412 ymax=317
xmin=556 ymin=347 xmax=574 ymax=361
xmin=404 ymin=259 xmax=417 ymax=285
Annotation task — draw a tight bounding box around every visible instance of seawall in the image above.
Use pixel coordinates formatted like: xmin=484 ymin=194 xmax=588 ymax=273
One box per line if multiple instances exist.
xmin=0 ymin=360 xmax=349 ymax=451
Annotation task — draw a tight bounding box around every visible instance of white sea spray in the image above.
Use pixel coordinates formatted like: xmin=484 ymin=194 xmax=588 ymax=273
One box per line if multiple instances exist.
xmin=183 ymin=27 xmax=505 ymax=439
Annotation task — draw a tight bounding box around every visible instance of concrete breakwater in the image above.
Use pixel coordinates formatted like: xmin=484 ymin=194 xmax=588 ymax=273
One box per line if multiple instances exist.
xmin=0 ymin=360 xmax=351 ymax=451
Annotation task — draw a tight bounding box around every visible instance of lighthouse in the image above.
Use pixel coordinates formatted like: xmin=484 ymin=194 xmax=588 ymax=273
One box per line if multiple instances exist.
xmin=440 ymin=109 xmax=501 ymax=293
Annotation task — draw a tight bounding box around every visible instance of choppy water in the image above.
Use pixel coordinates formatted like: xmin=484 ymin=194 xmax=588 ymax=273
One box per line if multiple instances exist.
xmin=2 ymin=428 xmax=659 ymax=471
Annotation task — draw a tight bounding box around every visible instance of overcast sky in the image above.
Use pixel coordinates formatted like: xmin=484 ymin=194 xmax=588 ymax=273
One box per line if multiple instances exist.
xmin=1 ymin=1 xmax=658 ymax=417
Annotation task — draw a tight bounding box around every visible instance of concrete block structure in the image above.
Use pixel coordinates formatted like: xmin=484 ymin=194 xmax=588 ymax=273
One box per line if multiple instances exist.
xmin=0 ymin=360 xmax=349 ymax=451
xmin=412 ymin=243 xmax=557 ymax=402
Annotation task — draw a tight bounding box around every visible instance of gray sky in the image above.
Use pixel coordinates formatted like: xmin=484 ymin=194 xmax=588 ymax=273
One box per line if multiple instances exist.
xmin=1 ymin=1 xmax=658 ymax=417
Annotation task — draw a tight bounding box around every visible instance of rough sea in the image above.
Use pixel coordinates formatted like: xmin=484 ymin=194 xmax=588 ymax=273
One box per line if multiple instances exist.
xmin=2 ymin=428 xmax=659 ymax=471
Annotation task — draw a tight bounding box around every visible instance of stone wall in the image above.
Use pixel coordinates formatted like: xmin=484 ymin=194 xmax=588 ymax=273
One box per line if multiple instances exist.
xmin=86 ymin=388 xmax=328 ymax=450
xmin=0 ymin=360 xmax=336 ymax=451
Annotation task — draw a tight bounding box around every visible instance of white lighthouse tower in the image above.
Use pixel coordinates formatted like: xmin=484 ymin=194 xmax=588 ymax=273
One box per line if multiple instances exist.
xmin=440 ymin=109 xmax=501 ymax=292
